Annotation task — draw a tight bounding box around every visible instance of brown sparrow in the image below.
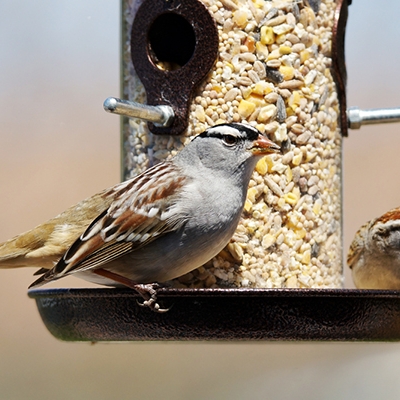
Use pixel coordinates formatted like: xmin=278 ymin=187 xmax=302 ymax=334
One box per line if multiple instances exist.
xmin=348 ymin=207 xmax=400 ymax=290
xmin=0 ymin=123 xmax=279 ymax=311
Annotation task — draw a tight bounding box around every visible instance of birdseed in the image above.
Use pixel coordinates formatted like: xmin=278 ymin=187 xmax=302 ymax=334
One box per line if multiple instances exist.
xmin=121 ymin=0 xmax=343 ymax=289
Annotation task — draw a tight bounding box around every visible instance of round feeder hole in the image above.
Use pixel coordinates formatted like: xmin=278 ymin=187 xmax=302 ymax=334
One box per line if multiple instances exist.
xmin=148 ymin=13 xmax=196 ymax=70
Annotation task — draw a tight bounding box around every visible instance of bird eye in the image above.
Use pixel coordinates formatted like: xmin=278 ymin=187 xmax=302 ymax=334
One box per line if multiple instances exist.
xmin=222 ymin=135 xmax=238 ymax=146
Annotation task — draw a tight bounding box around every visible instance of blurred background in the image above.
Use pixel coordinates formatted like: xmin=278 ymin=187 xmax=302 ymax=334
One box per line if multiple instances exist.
xmin=1 ymin=1 xmax=400 ymax=398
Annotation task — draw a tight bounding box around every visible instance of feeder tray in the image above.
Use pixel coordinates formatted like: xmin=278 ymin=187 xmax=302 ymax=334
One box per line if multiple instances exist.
xmin=29 ymin=288 xmax=400 ymax=341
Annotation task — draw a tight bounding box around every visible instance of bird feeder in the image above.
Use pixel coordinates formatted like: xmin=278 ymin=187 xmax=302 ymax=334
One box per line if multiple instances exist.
xmin=121 ymin=0 xmax=347 ymax=289
xmin=29 ymin=0 xmax=400 ymax=341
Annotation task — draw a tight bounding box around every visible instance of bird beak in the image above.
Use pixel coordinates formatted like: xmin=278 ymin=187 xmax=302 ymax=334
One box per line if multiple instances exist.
xmin=250 ymin=134 xmax=280 ymax=155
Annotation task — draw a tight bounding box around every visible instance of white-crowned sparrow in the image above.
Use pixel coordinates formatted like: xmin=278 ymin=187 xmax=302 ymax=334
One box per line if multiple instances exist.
xmin=348 ymin=207 xmax=400 ymax=290
xmin=0 ymin=123 xmax=279 ymax=311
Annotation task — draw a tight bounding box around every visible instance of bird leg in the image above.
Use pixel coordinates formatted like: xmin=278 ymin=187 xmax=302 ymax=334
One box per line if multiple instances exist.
xmin=93 ymin=268 xmax=169 ymax=313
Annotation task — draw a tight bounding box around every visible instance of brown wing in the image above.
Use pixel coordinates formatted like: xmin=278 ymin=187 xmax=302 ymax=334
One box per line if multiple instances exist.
xmin=29 ymin=162 xmax=187 ymax=287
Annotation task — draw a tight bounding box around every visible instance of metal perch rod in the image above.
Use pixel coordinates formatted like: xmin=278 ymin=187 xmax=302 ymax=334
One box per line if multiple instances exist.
xmin=347 ymin=107 xmax=400 ymax=129
xmin=103 ymin=97 xmax=174 ymax=127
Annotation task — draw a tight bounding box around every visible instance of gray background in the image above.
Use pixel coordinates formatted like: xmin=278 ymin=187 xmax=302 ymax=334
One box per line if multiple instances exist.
xmin=1 ymin=1 xmax=400 ymax=398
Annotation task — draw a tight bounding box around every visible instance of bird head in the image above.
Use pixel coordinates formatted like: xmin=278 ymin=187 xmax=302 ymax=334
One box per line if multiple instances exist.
xmin=184 ymin=123 xmax=280 ymax=177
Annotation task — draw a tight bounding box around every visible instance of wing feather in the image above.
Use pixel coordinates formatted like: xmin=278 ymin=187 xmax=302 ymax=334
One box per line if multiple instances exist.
xmin=29 ymin=162 xmax=188 ymax=287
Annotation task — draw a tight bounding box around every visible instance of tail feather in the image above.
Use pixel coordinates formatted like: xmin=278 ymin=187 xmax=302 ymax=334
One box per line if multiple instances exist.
xmin=28 ymin=269 xmax=59 ymax=289
xmin=33 ymin=267 xmax=50 ymax=276
xmin=0 ymin=190 xmax=114 ymax=270
xmin=0 ymin=225 xmax=61 ymax=270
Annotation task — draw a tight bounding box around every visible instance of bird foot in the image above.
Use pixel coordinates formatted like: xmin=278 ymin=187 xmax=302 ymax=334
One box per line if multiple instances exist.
xmin=134 ymin=283 xmax=170 ymax=313
xmin=93 ymin=269 xmax=169 ymax=313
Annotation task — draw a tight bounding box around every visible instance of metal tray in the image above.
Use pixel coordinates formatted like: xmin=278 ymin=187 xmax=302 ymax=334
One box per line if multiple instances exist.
xmin=28 ymin=288 xmax=400 ymax=341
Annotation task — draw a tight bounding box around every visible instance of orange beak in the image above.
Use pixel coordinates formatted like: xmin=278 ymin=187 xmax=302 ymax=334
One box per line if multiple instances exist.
xmin=250 ymin=134 xmax=280 ymax=156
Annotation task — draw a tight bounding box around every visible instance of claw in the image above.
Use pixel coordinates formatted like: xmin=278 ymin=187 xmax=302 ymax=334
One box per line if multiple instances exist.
xmin=93 ymin=269 xmax=170 ymax=313
xmin=137 ymin=298 xmax=170 ymax=313
xmin=135 ymin=283 xmax=170 ymax=313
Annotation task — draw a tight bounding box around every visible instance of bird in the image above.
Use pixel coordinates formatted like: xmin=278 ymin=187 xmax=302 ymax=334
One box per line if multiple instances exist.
xmin=347 ymin=207 xmax=400 ymax=290
xmin=0 ymin=123 xmax=280 ymax=311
